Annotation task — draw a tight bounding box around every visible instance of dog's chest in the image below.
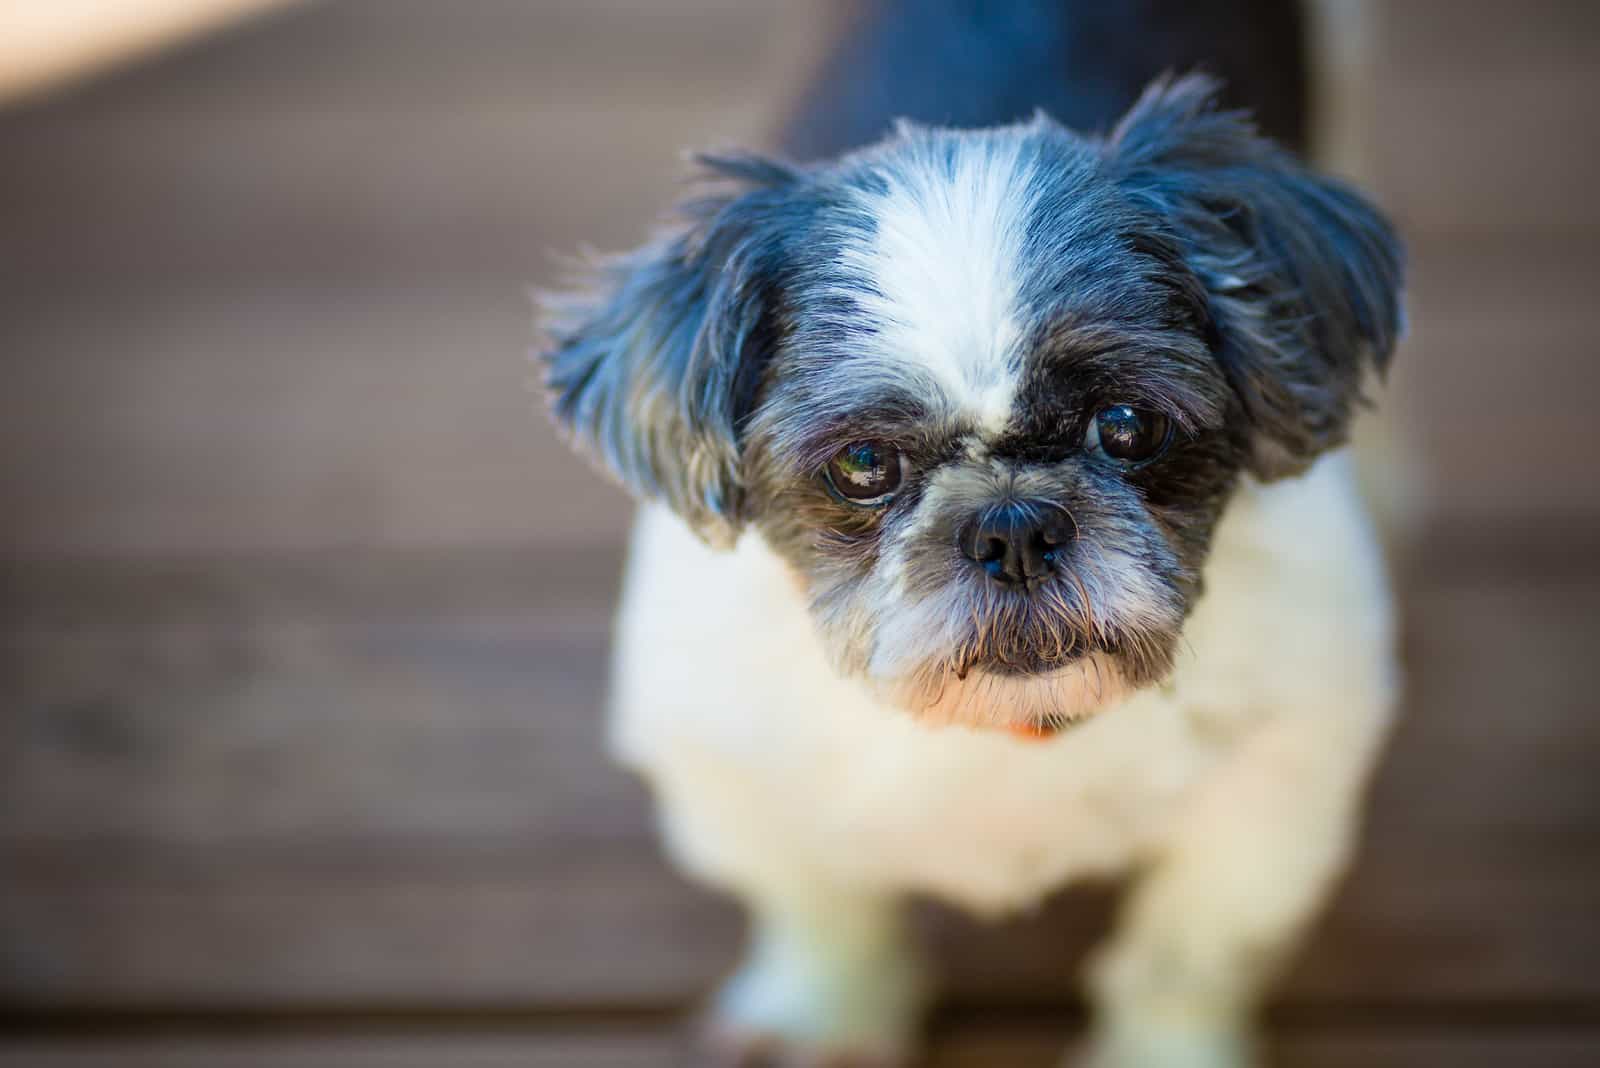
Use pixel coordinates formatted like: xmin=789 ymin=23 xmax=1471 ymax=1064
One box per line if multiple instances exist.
xmin=755 ymin=684 xmax=1216 ymax=912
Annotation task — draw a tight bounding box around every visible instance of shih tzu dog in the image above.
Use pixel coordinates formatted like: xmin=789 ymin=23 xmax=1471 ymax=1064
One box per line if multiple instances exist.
xmin=539 ymin=3 xmax=1403 ymax=1064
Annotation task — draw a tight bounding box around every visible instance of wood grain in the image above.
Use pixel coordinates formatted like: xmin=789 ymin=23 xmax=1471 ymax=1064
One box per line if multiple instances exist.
xmin=1376 ymin=0 xmax=1600 ymax=238
xmin=0 ymin=0 xmax=823 ymax=558
xmin=3 ymin=1025 xmax=1599 ymax=1068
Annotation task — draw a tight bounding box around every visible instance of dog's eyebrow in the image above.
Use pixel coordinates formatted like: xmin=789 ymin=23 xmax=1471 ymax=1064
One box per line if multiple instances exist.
xmin=757 ymin=383 xmax=952 ymax=473
xmin=1024 ymin=319 xmax=1230 ymax=431
xmin=790 ymin=413 xmax=937 ymax=472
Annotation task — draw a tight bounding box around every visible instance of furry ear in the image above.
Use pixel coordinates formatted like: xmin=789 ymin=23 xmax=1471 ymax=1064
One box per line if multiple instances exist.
xmin=540 ymin=154 xmax=803 ymax=545
xmin=1104 ymin=74 xmax=1404 ymax=479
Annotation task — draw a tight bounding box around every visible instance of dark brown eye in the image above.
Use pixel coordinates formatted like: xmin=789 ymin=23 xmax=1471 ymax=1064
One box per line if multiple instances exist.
xmin=1086 ymin=405 xmax=1171 ymax=466
xmin=824 ymin=441 xmax=906 ymax=506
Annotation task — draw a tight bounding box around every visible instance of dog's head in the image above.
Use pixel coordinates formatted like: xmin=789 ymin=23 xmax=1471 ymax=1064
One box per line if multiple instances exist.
xmin=541 ymin=76 xmax=1403 ymax=732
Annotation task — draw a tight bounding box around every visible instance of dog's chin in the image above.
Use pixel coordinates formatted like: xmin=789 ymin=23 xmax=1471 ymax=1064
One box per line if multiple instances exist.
xmin=876 ymin=653 xmax=1131 ymax=739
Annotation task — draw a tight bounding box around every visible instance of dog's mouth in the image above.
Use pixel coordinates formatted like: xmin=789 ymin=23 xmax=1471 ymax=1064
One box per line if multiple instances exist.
xmin=952 ymin=635 xmax=1121 ymax=679
xmin=889 ymin=652 xmax=1129 ymax=735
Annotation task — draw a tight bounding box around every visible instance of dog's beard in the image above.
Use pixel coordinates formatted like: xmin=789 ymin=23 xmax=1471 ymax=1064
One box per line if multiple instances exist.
xmin=817 ymin=544 xmax=1181 ymax=734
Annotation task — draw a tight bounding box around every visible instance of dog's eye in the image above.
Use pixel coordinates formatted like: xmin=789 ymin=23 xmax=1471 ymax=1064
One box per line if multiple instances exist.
xmin=824 ymin=441 xmax=906 ymax=506
xmin=1085 ymin=405 xmax=1171 ymax=466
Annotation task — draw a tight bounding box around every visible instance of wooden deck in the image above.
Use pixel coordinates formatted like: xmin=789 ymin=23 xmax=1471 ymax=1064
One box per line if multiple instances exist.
xmin=3 ymin=1 xmax=1599 ymax=1064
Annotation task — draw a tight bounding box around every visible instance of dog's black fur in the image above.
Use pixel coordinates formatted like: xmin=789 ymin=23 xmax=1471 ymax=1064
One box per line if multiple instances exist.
xmin=780 ymin=0 xmax=1309 ymax=161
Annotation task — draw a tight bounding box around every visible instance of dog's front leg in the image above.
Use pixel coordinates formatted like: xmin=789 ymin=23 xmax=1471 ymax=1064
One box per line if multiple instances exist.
xmin=704 ymin=881 xmax=927 ymax=1067
xmin=1076 ymin=707 xmax=1390 ymax=1068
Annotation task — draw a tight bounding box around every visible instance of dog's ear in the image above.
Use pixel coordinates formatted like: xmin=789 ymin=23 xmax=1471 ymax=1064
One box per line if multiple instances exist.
xmin=540 ymin=154 xmax=802 ymax=546
xmin=1104 ymin=74 xmax=1404 ymax=479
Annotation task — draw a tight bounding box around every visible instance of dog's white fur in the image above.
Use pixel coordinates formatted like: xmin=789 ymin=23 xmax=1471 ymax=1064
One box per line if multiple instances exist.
xmin=610 ymin=449 xmax=1395 ymax=1065
xmin=837 ymin=125 xmax=1038 ymax=434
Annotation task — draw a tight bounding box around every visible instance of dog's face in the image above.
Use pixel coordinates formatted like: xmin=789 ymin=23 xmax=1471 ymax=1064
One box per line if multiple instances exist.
xmin=542 ymin=76 xmax=1403 ymax=732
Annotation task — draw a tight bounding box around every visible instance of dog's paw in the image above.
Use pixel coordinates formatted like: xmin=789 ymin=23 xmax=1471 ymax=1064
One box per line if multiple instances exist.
xmin=1069 ymin=1019 xmax=1256 ymax=1068
xmin=695 ymin=948 xmax=923 ymax=1068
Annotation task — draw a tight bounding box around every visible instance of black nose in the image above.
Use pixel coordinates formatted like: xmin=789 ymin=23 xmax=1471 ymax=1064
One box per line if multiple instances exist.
xmin=958 ymin=502 xmax=1072 ymax=585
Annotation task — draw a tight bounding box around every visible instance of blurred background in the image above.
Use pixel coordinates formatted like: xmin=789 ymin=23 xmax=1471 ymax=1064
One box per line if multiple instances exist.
xmin=1 ymin=2 xmax=1597 ymax=1065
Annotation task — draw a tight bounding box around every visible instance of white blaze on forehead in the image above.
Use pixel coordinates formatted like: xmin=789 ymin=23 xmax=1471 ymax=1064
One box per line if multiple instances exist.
xmin=847 ymin=132 xmax=1038 ymax=433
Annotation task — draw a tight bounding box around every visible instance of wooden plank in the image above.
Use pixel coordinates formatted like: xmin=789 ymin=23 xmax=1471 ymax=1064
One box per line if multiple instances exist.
xmin=0 ymin=848 xmax=739 ymax=1008
xmin=934 ymin=1026 xmax=1600 ymax=1068
xmin=0 ymin=82 xmax=766 ymax=282
xmin=0 ymin=280 xmax=638 ymax=555
xmin=17 ymin=0 xmax=810 ymax=119
xmin=0 ymin=1 xmax=824 ymax=286
xmin=0 ymin=548 xmax=744 ymax=1008
xmin=0 ymin=0 xmax=812 ymax=555
xmin=0 ymin=1 xmax=829 ymax=558
xmin=1375 ymin=71 xmax=1599 ymax=238
xmin=1265 ymin=1034 xmax=1600 ymax=1068
xmin=3 ymin=1026 xmax=1600 ymax=1068
xmin=0 ymin=549 xmax=632 ymax=845
xmin=1384 ymin=0 xmax=1600 ymax=80
xmin=0 ymin=2 xmax=801 ymax=556
xmin=1375 ymin=2 xmax=1600 ymax=237
xmin=3 ymin=544 xmax=1598 ymax=1009
xmin=1393 ymin=237 xmax=1600 ymax=524
xmin=0 ymin=1033 xmax=673 ymax=1068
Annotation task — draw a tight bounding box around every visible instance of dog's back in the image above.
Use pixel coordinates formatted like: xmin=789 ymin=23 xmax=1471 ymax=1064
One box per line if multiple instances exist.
xmin=780 ymin=0 xmax=1307 ymax=162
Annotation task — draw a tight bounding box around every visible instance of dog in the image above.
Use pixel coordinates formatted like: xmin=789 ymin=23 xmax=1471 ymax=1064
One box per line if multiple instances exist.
xmin=538 ymin=3 xmax=1403 ymax=1064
